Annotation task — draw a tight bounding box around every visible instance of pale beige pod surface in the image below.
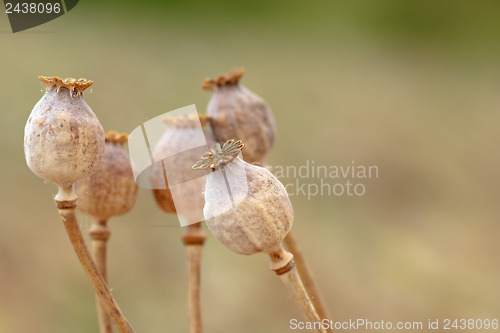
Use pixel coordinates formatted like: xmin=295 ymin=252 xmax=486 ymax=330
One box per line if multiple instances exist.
xmin=150 ymin=115 xmax=215 ymax=223
xmin=77 ymin=132 xmax=138 ymax=221
xmin=203 ymin=70 xmax=276 ymax=164
xmin=203 ymin=157 xmax=293 ymax=255
xmin=24 ymin=76 xmax=104 ymax=190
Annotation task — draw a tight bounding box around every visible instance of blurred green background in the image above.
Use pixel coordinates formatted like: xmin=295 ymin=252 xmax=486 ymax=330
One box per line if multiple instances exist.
xmin=1 ymin=1 xmax=500 ymax=332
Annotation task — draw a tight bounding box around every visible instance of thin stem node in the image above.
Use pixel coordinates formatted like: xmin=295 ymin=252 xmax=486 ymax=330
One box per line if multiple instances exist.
xmin=278 ymin=262 xmax=327 ymax=333
xmin=269 ymin=246 xmax=327 ymax=333
xmin=285 ymin=231 xmax=332 ymax=331
xmin=181 ymin=223 xmax=207 ymax=333
xmin=89 ymin=218 xmax=113 ymax=333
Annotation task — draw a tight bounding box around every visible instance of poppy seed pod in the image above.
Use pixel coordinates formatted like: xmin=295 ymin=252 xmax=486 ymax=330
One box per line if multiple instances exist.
xmin=76 ymin=131 xmax=138 ymax=221
xmin=24 ymin=77 xmax=135 ymax=333
xmin=76 ymin=131 xmax=138 ymax=333
xmin=150 ymin=115 xmax=215 ymax=223
xmin=193 ymin=140 xmax=293 ymax=269
xmin=202 ymin=69 xmax=276 ymax=164
xmin=149 ymin=115 xmax=213 ymax=333
xmin=24 ymin=76 xmax=104 ymax=199
xmin=193 ymin=141 xmax=326 ymax=332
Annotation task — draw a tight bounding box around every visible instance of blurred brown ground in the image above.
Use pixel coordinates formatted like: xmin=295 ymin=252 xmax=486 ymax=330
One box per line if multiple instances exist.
xmin=0 ymin=1 xmax=500 ymax=332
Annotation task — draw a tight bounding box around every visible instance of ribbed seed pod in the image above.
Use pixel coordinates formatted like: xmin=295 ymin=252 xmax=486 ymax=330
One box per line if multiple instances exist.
xmin=193 ymin=140 xmax=293 ymax=267
xmin=150 ymin=114 xmax=214 ymax=333
xmin=202 ymin=69 xmax=276 ymax=164
xmin=204 ymin=71 xmax=332 ymax=327
xmin=24 ymin=76 xmax=135 ymax=333
xmin=206 ymin=71 xmax=332 ymax=328
xmin=24 ymin=76 xmax=104 ymax=199
xmin=193 ymin=140 xmax=325 ymax=333
xmin=75 ymin=131 xmax=137 ymax=333
xmin=77 ymin=131 xmax=138 ymax=221
xmin=150 ymin=114 xmax=215 ymax=223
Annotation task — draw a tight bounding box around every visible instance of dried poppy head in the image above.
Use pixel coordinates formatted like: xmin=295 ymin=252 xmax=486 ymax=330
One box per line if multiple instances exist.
xmin=150 ymin=114 xmax=215 ymax=224
xmin=194 ymin=139 xmax=293 ymax=269
xmin=76 ymin=131 xmax=138 ymax=221
xmin=24 ymin=76 xmax=104 ymax=200
xmin=203 ymin=69 xmax=276 ymax=165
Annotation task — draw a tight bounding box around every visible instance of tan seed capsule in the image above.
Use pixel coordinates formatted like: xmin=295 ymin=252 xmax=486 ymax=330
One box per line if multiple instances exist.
xmin=206 ymin=71 xmax=332 ymax=326
xmin=24 ymin=77 xmax=135 ymax=332
xmin=194 ymin=140 xmax=325 ymax=332
xmin=194 ymin=140 xmax=293 ymax=268
xmin=149 ymin=115 xmax=214 ymax=332
xmin=75 ymin=131 xmax=138 ymax=332
xmin=202 ymin=69 xmax=276 ymax=164
xmin=150 ymin=115 xmax=215 ymax=223
xmin=76 ymin=131 xmax=138 ymax=221
xmin=24 ymin=76 xmax=104 ymax=199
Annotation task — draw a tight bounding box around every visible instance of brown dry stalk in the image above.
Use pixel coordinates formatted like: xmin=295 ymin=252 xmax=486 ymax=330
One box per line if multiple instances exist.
xmin=277 ymin=261 xmax=328 ymax=333
xmin=89 ymin=218 xmax=113 ymax=333
xmin=270 ymin=246 xmax=326 ymax=333
xmin=181 ymin=223 xmax=207 ymax=333
xmin=284 ymin=231 xmax=332 ymax=331
xmin=56 ymin=198 xmax=134 ymax=333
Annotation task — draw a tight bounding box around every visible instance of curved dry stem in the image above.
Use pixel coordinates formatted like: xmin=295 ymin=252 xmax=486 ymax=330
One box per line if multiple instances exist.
xmin=89 ymin=218 xmax=113 ymax=333
xmin=56 ymin=199 xmax=134 ymax=333
xmin=181 ymin=223 xmax=207 ymax=333
xmin=269 ymin=247 xmax=326 ymax=333
xmin=285 ymin=231 xmax=332 ymax=330
xmin=278 ymin=262 xmax=327 ymax=333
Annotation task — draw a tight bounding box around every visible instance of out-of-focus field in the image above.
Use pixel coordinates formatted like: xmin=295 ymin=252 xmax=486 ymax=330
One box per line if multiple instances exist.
xmin=1 ymin=1 xmax=500 ymax=332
